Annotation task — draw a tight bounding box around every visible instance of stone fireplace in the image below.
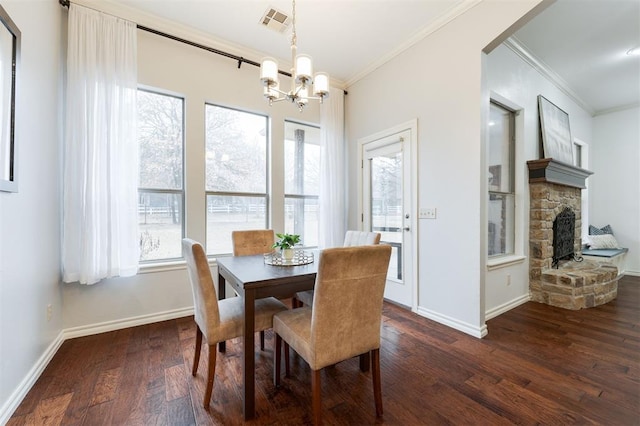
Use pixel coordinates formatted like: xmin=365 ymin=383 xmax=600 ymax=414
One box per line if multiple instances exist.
xmin=527 ymin=159 xmax=619 ymax=310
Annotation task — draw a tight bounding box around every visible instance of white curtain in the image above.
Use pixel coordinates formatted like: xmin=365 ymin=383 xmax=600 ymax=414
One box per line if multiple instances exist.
xmin=318 ymin=88 xmax=346 ymax=248
xmin=63 ymin=5 xmax=139 ymax=285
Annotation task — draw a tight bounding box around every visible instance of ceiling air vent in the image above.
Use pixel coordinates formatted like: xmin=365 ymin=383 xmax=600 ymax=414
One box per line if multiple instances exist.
xmin=260 ymin=6 xmax=290 ymax=33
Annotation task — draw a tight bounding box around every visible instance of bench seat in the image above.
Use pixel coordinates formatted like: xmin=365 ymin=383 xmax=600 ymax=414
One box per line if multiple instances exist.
xmin=581 ymin=247 xmax=628 ymax=275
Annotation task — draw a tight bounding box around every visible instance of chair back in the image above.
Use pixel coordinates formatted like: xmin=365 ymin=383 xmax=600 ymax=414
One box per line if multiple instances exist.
xmin=310 ymin=245 xmax=391 ymax=368
xmin=232 ymin=229 xmax=275 ymax=256
xmin=343 ymin=230 xmax=381 ymax=247
xmin=182 ymin=239 xmax=220 ymax=341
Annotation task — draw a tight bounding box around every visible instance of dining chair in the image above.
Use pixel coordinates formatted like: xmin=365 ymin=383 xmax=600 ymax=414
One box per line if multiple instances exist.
xmin=231 ymin=229 xmax=278 ymax=348
xmin=182 ymin=238 xmax=288 ymax=410
xmin=293 ymin=230 xmax=381 ymax=307
xmin=231 ymin=229 xmax=275 ymax=256
xmin=273 ymin=244 xmax=392 ymax=425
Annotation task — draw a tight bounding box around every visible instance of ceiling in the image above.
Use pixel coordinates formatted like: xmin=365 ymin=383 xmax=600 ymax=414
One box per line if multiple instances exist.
xmin=114 ymin=0 xmax=640 ymax=115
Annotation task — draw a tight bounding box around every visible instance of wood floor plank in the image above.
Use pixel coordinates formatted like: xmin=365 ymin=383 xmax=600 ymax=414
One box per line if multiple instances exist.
xmin=9 ymin=276 xmax=639 ymax=425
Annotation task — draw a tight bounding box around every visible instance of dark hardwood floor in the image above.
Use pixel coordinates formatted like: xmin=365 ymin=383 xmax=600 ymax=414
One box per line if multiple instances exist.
xmin=9 ymin=275 xmax=639 ymax=425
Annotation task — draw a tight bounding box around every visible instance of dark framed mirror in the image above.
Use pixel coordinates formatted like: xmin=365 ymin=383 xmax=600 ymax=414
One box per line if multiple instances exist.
xmin=0 ymin=5 xmax=19 ymax=192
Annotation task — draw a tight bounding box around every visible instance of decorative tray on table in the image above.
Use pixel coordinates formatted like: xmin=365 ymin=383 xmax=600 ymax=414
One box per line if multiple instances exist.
xmin=264 ymin=250 xmax=314 ymax=266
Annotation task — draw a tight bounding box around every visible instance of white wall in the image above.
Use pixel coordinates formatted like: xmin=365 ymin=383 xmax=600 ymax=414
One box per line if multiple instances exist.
xmin=0 ymin=1 xmax=63 ymax=421
xmin=62 ymin=26 xmax=320 ymax=329
xmin=345 ymin=0 xmax=543 ymax=337
xmin=591 ymin=107 xmax=640 ymax=275
xmin=484 ymin=43 xmax=593 ymax=317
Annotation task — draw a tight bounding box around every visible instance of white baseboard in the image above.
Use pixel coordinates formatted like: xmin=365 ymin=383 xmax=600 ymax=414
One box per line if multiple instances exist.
xmin=63 ymin=306 xmax=194 ymax=340
xmin=0 ymin=331 xmax=65 ymax=425
xmin=623 ymin=270 xmax=640 ymax=277
xmin=1 ymin=307 xmax=194 ymax=423
xmin=485 ymin=294 xmax=531 ymax=321
xmin=415 ymin=306 xmax=488 ymax=338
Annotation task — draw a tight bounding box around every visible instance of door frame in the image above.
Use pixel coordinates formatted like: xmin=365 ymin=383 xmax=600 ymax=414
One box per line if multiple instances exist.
xmin=357 ymin=119 xmax=418 ymax=312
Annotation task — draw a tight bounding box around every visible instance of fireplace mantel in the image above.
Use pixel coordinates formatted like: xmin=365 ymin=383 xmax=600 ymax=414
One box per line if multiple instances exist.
xmin=527 ymin=158 xmax=593 ymax=189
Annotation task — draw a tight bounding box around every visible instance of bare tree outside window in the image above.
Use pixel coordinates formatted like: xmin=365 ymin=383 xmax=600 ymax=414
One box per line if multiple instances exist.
xmin=137 ymin=89 xmax=184 ymax=261
xmin=284 ymin=121 xmax=320 ymax=247
xmin=205 ymin=105 xmax=268 ymax=255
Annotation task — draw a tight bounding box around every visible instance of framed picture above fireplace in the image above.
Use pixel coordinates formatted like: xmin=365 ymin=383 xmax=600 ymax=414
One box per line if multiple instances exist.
xmin=538 ymin=95 xmax=573 ymax=165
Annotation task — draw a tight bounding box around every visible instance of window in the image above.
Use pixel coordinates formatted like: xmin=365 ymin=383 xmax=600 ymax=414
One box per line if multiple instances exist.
xmin=284 ymin=121 xmax=320 ymax=247
xmin=573 ymin=141 xmax=582 ymax=168
xmin=137 ymin=89 xmax=185 ymax=262
xmin=205 ymin=105 xmax=268 ymax=255
xmin=487 ymin=101 xmax=515 ymax=257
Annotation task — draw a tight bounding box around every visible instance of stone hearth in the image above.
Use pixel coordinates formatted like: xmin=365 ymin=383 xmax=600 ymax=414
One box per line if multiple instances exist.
xmin=527 ymin=159 xmax=618 ymax=310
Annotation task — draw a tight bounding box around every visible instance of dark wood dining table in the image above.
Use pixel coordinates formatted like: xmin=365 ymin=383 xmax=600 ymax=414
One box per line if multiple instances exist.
xmin=216 ymin=252 xmax=318 ymax=420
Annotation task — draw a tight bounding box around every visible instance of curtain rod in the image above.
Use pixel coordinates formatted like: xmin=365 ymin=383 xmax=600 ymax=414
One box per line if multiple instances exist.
xmin=58 ymin=0 xmax=348 ymax=95
xmin=58 ymin=0 xmax=288 ymax=76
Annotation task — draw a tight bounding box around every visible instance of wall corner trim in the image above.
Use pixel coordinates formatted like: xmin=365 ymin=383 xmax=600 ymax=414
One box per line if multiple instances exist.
xmin=415 ymin=306 xmax=488 ymax=338
xmin=1 ymin=307 xmax=194 ymax=423
xmin=0 ymin=331 xmax=65 ymax=424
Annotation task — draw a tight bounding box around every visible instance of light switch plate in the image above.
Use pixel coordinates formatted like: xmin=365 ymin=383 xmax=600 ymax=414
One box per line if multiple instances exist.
xmin=419 ymin=207 xmax=437 ymax=219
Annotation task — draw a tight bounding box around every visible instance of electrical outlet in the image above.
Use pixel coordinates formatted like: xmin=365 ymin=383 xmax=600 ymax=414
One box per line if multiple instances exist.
xmin=47 ymin=304 xmax=52 ymax=322
xmin=506 ymin=274 xmax=511 ymax=286
xmin=419 ymin=207 xmax=437 ymax=219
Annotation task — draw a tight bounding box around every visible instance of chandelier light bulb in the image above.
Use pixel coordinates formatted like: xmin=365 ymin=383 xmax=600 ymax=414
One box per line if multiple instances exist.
xmin=295 ymin=54 xmax=313 ymax=83
xmin=260 ymin=58 xmax=279 ymax=85
xmin=313 ymin=72 xmax=329 ymax=98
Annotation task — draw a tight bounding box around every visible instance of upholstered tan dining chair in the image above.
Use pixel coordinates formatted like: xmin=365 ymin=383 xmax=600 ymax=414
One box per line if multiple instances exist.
xmin=231 ymin=229 xmax=278 ymax=348
xmin=293 ymin=230 xmax=381 ymax=307
xmin=273 ymin=244 xmax=392 ymax=425
xmin=231 ymin=229 xmax=275 ymax=256
xmin=182 ymin=238 xmax=287 ymax=410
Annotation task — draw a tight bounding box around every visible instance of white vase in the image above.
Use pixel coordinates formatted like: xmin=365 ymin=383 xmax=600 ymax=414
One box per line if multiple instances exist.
xmin=282 ymin=248 xmax=294 ymax=261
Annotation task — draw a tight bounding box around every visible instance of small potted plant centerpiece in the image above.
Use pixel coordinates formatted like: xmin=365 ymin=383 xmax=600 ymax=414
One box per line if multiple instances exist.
xmin=272 ymin=233 xmax=301 ymax=261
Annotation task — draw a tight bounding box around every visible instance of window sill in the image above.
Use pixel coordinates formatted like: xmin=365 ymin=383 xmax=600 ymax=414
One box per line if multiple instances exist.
xmin=138 ymin=257 xmax=220 ymax=274
xmin=486 ymin=255 xmax=526 ymax=271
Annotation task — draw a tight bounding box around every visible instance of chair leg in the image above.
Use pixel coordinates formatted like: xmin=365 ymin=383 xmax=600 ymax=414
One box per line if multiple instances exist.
xmin=274 ymin=333 xmax=282 ymax=386
xmin=371 ymin=349 xmax=383 ymax=417
xmin=260 ymin=330 xmax=265 ymax=351
xmin=359 ymin=352 xmax=370 ymax=372
xmin=203 ymin=344 xmax=217 ymax=410
xmin=291 ymin=296 xmax=300 ymax=308
xmin=312 ymin=369 xmax=322 ymax=425
xmin=192 ymin=326 xmax=203 ymax=376
xmin=284 ymin=342 xmax=290 ymax=377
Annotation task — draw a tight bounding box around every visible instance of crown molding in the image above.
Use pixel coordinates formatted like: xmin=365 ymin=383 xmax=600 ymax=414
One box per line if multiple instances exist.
xmin=344 ymin=0 xmax=483 ymax=88
xmin=593 ymin=102 xmax=640 ymax=117
xmin=504 ymin=37 xmax=596 ymax=116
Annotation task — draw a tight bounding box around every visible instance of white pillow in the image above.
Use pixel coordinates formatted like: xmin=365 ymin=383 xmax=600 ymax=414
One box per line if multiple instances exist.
xmin=587 ymin=234 xmax=620 ymax=249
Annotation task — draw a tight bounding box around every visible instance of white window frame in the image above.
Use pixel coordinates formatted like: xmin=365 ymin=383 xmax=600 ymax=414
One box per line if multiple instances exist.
xmin=486 ymin=93 xmax=525 ymax=269
xmin=137 ymin=87 xmax=186 ymax=264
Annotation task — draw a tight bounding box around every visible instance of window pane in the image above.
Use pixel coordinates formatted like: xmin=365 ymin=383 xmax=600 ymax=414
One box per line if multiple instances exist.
xmin=488 ymin=193 xmax=515 ymax=256
xmin=285 ymin=197 xmax=318 ymax=247
xmin=138 ymin=192 xmax=183 ymax=261
xmin=206 ymin=195 xmax=267 ymax=255
xmin=488 ymin=103 xmax=513 ymax=193
xmin=371 ymin=152 xmax=402 ymax=232
xmin=574 ymin=143 xmax=582 ymax=168
xmin=205 ymin=105 xmax=267 ymax=193
xmin=138 ymin=91 xmax=183 ymax=190
xmin=137 ymin=89 xmax=184 ymax=263
xmin=284 ymin=122 xmax=320 ymax=195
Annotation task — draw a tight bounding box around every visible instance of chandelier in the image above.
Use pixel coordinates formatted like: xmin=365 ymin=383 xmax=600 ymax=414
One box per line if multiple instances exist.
xmin=259 ymin=0 xmax=329 ymax=111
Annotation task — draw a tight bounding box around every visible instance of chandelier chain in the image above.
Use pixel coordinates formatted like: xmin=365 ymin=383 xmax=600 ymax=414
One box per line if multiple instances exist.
xmin=291 ymin=0 xmax=297 ymax=47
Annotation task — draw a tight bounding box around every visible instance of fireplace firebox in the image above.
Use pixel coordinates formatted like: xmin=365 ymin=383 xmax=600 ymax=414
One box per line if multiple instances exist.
xmin=552 ymin=207 xmax=582 ymax=268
